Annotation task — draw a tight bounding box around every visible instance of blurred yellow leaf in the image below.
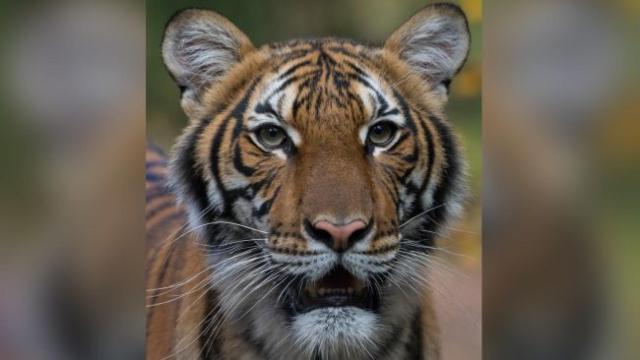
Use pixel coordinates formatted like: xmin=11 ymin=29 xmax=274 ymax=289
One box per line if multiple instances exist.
xmin=452 ymin=63 xmax=481 ymax=98
xmin=462 ymin=0 xmax=482 ymax=23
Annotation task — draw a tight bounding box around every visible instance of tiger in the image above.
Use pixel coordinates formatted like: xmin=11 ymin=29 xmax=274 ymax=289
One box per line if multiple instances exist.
xmin=146 ymin=3 xmax=470 ymax=359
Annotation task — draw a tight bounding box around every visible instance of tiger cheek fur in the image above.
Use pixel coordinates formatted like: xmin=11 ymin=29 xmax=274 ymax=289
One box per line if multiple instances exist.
xmin=148 ymin=3 xmax=470 ymax=360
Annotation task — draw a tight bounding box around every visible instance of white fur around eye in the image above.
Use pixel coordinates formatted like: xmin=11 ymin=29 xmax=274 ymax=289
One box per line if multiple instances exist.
xmin=286 ymin=127 xmax=302 ymax=147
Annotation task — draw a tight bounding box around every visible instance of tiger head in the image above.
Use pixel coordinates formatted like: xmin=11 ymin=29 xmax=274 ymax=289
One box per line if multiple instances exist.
xmin=163 ymin=4 xmax=469 ymax=359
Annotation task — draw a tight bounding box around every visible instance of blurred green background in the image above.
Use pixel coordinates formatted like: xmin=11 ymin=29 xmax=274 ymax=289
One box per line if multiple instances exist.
xmin=147 ymin=0 xmax=482 ymax=262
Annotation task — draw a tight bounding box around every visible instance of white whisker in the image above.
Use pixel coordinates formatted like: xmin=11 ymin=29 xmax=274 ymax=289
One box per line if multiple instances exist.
xmin=398 ymin=203 xmax=445 ymax=229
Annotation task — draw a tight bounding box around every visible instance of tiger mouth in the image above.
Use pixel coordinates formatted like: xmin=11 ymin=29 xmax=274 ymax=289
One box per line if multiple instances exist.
xmin=289 ymin=266 xmax=381 ymax=314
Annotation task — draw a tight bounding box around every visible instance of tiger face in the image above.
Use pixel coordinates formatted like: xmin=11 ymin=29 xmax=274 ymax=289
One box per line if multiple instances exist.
xmin=162 ymin=4 xmax=469 ymax=359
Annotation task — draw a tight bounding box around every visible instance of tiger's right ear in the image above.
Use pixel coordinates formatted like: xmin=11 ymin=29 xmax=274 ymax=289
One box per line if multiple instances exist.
xmin=384 ymin=3 xmax=469 ymax=101
xmin=162 ymin=9 xmax=254 ymax=118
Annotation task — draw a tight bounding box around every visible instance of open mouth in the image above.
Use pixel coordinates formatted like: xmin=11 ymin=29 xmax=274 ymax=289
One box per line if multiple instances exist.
xmin=289 ymin=266 xmax=381 ymax=314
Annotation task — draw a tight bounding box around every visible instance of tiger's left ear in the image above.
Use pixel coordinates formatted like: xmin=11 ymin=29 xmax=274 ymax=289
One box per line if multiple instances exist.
xmin=385 ymin=3 xmax=470 ymax=97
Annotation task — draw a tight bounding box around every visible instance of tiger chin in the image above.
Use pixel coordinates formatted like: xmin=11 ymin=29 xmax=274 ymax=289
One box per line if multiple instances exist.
xmin=146 ymin=3 xmax=470 ymax=360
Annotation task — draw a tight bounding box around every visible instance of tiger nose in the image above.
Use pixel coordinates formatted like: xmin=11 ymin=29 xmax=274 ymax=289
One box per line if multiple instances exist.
xmin=308 ymin=219 xmax=369 ymax=252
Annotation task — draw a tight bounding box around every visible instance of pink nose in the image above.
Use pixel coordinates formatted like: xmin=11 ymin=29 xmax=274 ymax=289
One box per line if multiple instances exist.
xmin=312 ymin=220 xmax=368 ymax=251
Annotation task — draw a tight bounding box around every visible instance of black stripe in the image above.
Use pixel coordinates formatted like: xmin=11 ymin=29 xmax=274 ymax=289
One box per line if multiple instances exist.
xmin=427 ymin=113 xmax=460 ymax=231
xmin=417 ymin=112 xmax=436 ymax=198
xmin=347 ymin=91 xmax=366 ymax=116
xmin=146 ymin=185 xmax=172 ymax=202
xmin=253 ymin=185 xmax=280 ymax=218
xmin=278 ymin=60 xmax=312 ymax=79
xmin=342 ymin=59 xmax=369 ymax=78
xmin=380 ymin=108 xmax=401 ymax=118
xmin=269 ymin=70 xmax=320 ymax=100
xmin=379 ymin=168 xmax=400 ymax=204
xmin=386 ymin=132 xmax=410 ymax=154
xmin=406 ymin=310 xmax=424 ymax=360
xmin=209 ymin=79 xmax=260 ymax=217
xmin=172 ymin=58 xmax=263 ymax=218
xmin=400 ymin=111 xmax=436 ymax=235
xmin=175 ymin=119 xmax=213 ymax=221
xmin=232 ymin=140 xmax=255 ymax=177
xmin=345 ymin=72 xmax=375 ymax=91
xmin=145 ymin=160 xmax=168 ymax=169
xmin=390 ymin=91 xmax=429 ymax=206
xmin=345 ymin=73 xmax=404 ymax=124
xmin=248 ymin=172 xmax=273 ymax=195
xmin=333 ymin=71 xmax=350 ymax=89
xmin=145 ymin=196 xmax=179 ymax=221
xmin=392 ymin=89 xmax=418 ymax=133
xmin=254 ymin=102 xmax=279 ymax=119
xmin=327 ymin=46 xmax=360 ymax=59
xmin=276 ymin=48 xmax=313 ymax=64
xmin=199 ymin=289 xmax=221 ymax=360
xmin=209 ymin=116 xmax=232 ymax=216
xmin=145 ymin=171 xmax=165 ymax=183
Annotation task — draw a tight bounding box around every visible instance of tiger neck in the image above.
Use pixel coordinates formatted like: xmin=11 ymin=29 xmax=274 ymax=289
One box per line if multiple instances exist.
xmin=197 ymin=293 xmax=434 ymax=360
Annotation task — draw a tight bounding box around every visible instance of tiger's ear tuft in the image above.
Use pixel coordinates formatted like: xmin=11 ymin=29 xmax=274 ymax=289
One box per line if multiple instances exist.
xmin=385 ymin=3 xmax=470 ymax=96
xmin=162 ymin=9 xmax=254 ymax=117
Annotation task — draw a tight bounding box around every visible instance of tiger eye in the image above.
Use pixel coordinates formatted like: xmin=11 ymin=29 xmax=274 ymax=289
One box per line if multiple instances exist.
xmin=257 ymin=125 xmax=287 ymax=149
xmin=368 ymin=122 xmax=397 ymax=146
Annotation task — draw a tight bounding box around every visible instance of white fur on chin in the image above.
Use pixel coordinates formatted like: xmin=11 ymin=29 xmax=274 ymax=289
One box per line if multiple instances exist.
xmin=292 ymin=307 xmax=380 ymax=360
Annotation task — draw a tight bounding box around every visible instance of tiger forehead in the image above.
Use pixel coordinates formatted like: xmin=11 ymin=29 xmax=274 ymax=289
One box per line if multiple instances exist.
xmin=266 ymin=38 xmax=376 ymax=64
xmin=250 ymin=40 xmax=397 ymax=128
